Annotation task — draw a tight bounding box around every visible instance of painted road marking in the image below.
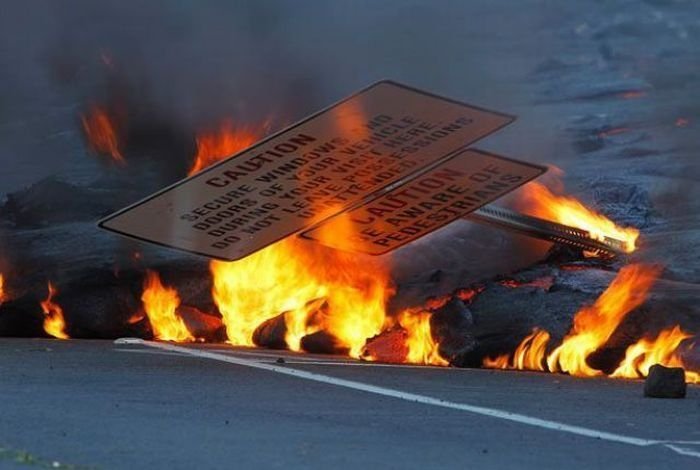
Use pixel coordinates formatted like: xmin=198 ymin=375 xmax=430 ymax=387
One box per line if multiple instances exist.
xmin=131 ymin=339 xmax=700 ymax=459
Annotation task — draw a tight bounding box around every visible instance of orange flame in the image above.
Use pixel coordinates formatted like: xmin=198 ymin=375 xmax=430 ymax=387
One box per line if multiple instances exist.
xmin=188 ymin=120 xmax=267 ymax=175
xmin=482 ymin=264 xmax=700 ymax=384
xmin=141 ymin=271 xmax=194 ymax=342
xmin=0 ymin=273 xmax=5 ymax=305
xmin=547 ymin=264 xmax=661 ymax=376
xmin=41 ymin=282 xmax=69 ymax=339
xmin=396 ymin=310 xmax=448 ymax=366
xmin=483 ymin=328 xmax=550 ymax=371
xmin=211 ymin=233 xmax=391 ymax=358
xmin=611 ymin=326 xmax=699 ymax=384
xmin=518 ymin=182 xmax=639 ymax=253
xmin=80 ymin=105 xmax=125 ymax=165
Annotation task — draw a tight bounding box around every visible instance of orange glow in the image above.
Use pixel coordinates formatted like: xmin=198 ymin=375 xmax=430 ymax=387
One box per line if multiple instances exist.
xmin=480 ymin=264 xmax=700 ymax=384
xmin=619 ymin=90 xmax=646 ymax=100
xmin=0 ymin=273 xmax=5 ymax=305
xmin=547 ymin=264 xmax=661 ymax=376
xmin=211 ymin=235 xmax=391 ymax=358
xmin=41 ymin=282 xmax=69 ymax=339
xmin=188 ymin=120 xmax=267 ymax=175
xmin=396 ymin=310 xmax=448 ymax=366
xmin=80 ymin=105 xmax=125 ymax=165
xmin=518 ymin=182 xmax=639 ymax=253
xmin=611 ymin=326 xmax=699 ymax=384
xmin=141 ymin=271 xmax=194 ymax=342
xmin=483 ymin=329 xmax=550 ymax=371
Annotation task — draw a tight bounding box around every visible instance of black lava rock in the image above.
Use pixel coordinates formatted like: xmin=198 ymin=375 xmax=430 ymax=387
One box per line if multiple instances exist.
xmin=644 ymin=364 xmax=686 ymax=399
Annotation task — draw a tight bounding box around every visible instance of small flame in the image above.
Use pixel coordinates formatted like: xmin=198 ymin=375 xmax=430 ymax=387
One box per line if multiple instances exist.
xmin=80 ymin=105 xmax=125 ymax=165
xmin=483 ymin=329 xmax=550 ymax=371
xmin=141 ymin=271 xmax=194 ymax=342
xmin=611 ymin=326 xmax=699 ymax=384
xmin=0 ymin=273 xmax=5 ymax=305
xmin=519 ymin=182 xmax=639 ymax=253
xmin=188 ymin=120 xmax=267 ymax=175
xmin=397 ymin=310 xmax=448 ymax=366
xmin=41 ymin=282 xmax=69 ymax=339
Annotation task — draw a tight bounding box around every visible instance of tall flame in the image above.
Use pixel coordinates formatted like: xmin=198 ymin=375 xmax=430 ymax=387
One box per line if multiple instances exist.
xmin=41 ymin=282 xmax=69 ymax=339
xmin=0 ymin=273 xmax=5 ymax=305
xmin=547 ymin=264 xmax=661 ymax=376
xmin=611 ymin=326 xmax=699 ymax=384
xmin=519 ymin=182 xmax=639 ymax=253
xmin=80 ymin=105 xmax=125 ymax=165
xmin=397 ymin=311 xmax=448 ymax=366
xmin=188 ymin=120 xmax=267 ymax=175
xmin=211 ymin=236 xmax=391 ymax=358
xmin=141 ymin=271 xmax=194 ymax=342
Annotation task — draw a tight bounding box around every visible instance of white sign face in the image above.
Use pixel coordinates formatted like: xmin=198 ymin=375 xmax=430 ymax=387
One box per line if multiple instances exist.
xmin=301 ymin=149 xmax=546 ymax=255
xmin=99 ymin=80 xmax=515 ymax=261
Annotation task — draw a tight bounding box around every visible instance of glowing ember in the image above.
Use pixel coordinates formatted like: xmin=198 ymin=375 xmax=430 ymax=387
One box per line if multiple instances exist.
xmin=80 ymin=105 xmax=125 ymax=165
xmin=141 ymin=271 xmax=194 ymax=342
xmin=41 ymin=282 xmax=69 ymax=339
xmin=188 ymin=120 xmax=267 ymax=175
xmin=0 ymin=273 xmax=5 ymax=305
xmin=397 ymin=310 xmax=448 ymax=366
xmin=211 ymin=235 xmax=391 ymax=358
xmin=619 ymin=90 xmax=646 ymax=100
xmin=611 ymin=326 xmax=699 ymax=384
xmin=518 ymin=182 xmax=639 ymax=253
xmin=675 ymin=117 xmax=689 ymax=128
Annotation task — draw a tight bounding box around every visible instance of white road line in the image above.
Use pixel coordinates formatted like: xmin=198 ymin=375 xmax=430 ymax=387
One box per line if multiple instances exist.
xmin=134 ymin=339 xmax=700 ymax=459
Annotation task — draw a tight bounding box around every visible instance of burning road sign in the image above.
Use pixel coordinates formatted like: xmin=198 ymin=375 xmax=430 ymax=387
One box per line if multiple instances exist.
xmin=99 ymin=80 xmax=521 ymax=260
xmin=301 ymin=149 xmax=545 ymax=255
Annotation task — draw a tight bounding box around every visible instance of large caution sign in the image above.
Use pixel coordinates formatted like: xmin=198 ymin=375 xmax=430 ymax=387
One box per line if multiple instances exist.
xmin=99 ymin=80 xmax=516 ymax=261
xmin=301 ymin=149 xmax=545 ymax=255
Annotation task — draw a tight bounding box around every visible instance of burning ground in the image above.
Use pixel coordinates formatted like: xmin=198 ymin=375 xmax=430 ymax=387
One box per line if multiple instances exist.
xmin=0 ymin=83 xmax=698 ymax=386
xmin=1 ymin=1 xmax=700 ymax=390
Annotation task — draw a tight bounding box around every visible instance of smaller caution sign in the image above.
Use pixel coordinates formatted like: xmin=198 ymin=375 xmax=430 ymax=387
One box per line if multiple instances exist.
xmin=301 ymin=149 xmax=546 ymax=255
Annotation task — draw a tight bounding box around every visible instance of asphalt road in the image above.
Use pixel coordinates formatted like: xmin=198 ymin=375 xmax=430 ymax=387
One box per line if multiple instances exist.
xmin=0 ymin=339 xmax=698 ymax=469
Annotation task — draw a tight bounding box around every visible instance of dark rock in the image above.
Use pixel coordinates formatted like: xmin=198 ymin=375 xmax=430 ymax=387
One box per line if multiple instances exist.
xmin=0 ymin=177 xmax=116 ymax=228
xmin=300 ymin=330 xmax=349 ymax=355
xmin=252 ymin=313 xmax=287 ymax=350
xmin=0 ymin=295 xmax=45 ymax=337
xmin=430 ymin=298 xmax=476 ymax=367
xmin=177 ymin=306 xmax=225 ymax=342
xmin=644 ymin=364 xmax=686 ymax=399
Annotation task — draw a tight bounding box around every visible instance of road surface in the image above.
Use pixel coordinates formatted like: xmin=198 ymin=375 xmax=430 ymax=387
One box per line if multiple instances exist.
xmin=0 ymin=338 xmax=698 ymax=469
